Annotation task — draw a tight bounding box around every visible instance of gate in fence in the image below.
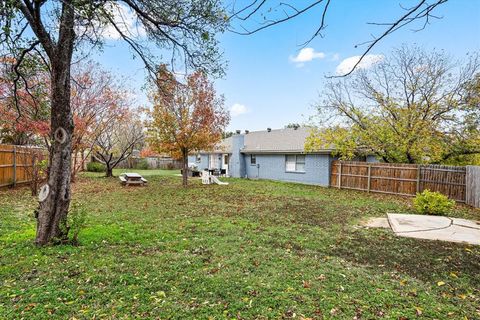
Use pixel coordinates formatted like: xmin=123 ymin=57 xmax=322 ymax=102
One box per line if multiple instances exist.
xmin=330 ymin=161 xmax=480 ymax=208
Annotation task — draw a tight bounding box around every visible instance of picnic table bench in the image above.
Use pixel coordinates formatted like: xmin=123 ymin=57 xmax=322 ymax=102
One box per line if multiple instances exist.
xmin=119 ymin=173 xmax=147 ymax=186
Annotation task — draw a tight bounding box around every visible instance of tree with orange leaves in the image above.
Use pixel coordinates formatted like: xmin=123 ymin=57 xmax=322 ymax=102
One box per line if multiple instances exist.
xmin=148 ymin=65 xmax=229 ymax=186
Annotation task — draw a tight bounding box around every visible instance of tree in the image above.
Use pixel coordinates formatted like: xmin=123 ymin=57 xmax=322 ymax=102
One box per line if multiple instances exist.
xmin=285 ymin=123 xmax=302 ymax=129
xmin=94 ymin=112 xmax=144 ymax=177
xmin=70 ymin=62 xmax=131 ymax=181
xmin=148 ymin=66 xmax=229 ymax=186
xmin=222 ymin=131 xmax=235 ymax=139
xmin=305 ymin=46 xmax=480 ymax=164
xmin=443 ymin=73 xmax=480 ymax=165
xmin=0 ymin=55 xmax=50 ymax=146
xmin=17 ymin=145 xmax=48 ymax=196
xmin=1 ymin=1 xmax=226 ymax=245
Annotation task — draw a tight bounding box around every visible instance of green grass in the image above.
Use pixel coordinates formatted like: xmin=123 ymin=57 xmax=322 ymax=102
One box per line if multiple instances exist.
xmin=1 ymin=173 xmax=479 ymax=319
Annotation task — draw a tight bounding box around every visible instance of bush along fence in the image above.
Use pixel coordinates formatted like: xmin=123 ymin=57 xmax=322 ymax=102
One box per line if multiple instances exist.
xmin=0 ymin=144 xmax=47 ymax=188
xmin=330 ymin=161 xmax=480 ymax=208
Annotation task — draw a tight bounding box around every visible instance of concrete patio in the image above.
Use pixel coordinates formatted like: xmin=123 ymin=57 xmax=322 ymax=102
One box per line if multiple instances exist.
xmin=362 ymin=214 xmax=480 ymax=245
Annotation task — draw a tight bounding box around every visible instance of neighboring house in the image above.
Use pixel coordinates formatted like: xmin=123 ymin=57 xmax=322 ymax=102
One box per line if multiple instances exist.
xmin=188 ymin=127 xmax=377 ymax=186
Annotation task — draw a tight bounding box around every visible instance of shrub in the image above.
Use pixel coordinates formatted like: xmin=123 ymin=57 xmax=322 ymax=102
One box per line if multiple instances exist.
xmin=68 ymin=200 xmax=88 ymax=244
xmin=413 ymin=190 xmax=455 ymax=216
xmin=87 ymin=161 xmax=106 ymax=172
xmin=136 ymin=158 xmax=150 ymax=170
xmin=57 ymin=200 xmax=88 ymax=245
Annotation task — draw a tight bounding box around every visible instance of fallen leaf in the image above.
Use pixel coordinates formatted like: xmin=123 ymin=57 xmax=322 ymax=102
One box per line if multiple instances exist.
xmin=437 ymin=281 xmax=446 ymax=286
xmin=330 ymin=308 xmax=339 ymax=316
xmin=415 ymin=307 xmax=423 ymax=316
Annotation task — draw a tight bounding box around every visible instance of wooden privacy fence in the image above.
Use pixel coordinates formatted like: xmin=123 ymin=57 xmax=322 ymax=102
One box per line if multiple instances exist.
xmin=0 ymin=144 xmax=47 ymax=188
xmin=330 ymin=161 xmax=480 ymax=207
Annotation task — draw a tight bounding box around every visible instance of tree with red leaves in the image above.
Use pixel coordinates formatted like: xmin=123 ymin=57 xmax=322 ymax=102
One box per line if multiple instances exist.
xmin=0 ymin=55 xmax=50 ymax=145
xmin=1 ymin=60 xmax=132 ymax=181
xmin=148 ymin=66 xmax=229 ymax=186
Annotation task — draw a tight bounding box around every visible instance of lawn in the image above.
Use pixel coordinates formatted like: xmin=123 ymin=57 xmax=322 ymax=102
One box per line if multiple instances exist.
xmin=1 ymin=171 xmax=479 ymax=319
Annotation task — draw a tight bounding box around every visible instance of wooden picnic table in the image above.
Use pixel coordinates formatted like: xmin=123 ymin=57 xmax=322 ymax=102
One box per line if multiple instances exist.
xmin=119 ymin=173 xmax=147 ymax=186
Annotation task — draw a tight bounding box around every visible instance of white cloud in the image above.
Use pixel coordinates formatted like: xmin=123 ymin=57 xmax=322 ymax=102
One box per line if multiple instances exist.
xmin=101 ymin=3 xmax=146 ymax=40
xmin=290 ymin=48 xmax=326 ymax=65
xmin=230 ymin=103 xmax=248 ymax=117
xmin=335 ymin=54 xmax=384 ymax=75
xmin=331 ymin=53 xmax=340 ymax=61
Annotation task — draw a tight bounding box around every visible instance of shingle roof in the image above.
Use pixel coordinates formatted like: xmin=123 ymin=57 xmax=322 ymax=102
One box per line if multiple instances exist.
xmin=204 ymin=127 xmax=334 ymax=154
xmin=212 ymin=136 xmax=232 ymax=153
xmin=242 ymin=127 xmax=318 ymax=153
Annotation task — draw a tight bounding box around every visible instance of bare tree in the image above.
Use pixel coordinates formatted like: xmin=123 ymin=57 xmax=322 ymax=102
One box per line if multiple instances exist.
xmin=94 ymin=116 xmax=144 ymax=177
xmin=16 ymin=145 xmax=48 ymax=196
xmin=70 ymin=62 xmax=131 ymax=182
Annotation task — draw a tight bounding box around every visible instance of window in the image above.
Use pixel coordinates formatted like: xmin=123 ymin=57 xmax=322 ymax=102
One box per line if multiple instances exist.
xmin=196 ymin=154 xmax=201 ymax=163
xmin=285 ymin=155 xmax=305 ymax=172
xmin=250 ymin=154 xmax=256 ymax=165
xmin=224 ymin=154 xmax=229 ymax=165
xmin=209 ymin=154 xmax=220 ymax=169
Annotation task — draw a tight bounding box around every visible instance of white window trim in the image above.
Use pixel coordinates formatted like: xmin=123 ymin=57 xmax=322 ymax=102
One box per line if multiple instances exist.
xmin=285 ymin=154 xmax=306 ymax=173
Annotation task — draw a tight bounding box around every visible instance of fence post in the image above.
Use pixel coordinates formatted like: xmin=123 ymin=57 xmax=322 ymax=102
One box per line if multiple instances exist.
xmin=367 ymin=164 xmax=371 ymax=193
xmin=338 ymin=162 xmax=342 ymax=189
xmin=12 ymin=146 xmax=17 ymax=188
xmin=466 ymin=166 xmax=480 ymax=208
xmin=416 ymin=165 xmax=421 ymax=194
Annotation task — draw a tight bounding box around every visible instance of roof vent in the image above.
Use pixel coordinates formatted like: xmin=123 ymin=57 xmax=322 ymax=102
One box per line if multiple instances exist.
xmin=235 ymin=130 xmax=241 ymax=134
xmin=267 ymin=128 xmax=271 ymax=132
xmin=245 ymin=130 xmax=249 ymax=134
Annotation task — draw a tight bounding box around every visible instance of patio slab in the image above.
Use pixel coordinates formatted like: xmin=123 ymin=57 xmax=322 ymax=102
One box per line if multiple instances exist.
xmin=387 ymin=213 xmax=480 ymax=245
xmin=360 ymin=217 xmax=390 ymax=228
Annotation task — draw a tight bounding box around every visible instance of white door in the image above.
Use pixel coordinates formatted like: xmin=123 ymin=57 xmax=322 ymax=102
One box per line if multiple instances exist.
xmin=209 ymin=154 xmax=220 ymax=169
xmin=222 ymin=154 xmax=229 ymax=176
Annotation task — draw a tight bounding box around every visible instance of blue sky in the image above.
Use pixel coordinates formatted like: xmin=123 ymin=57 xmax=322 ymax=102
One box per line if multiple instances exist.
xmin=94 ymin=0 xmax=480 ymax=132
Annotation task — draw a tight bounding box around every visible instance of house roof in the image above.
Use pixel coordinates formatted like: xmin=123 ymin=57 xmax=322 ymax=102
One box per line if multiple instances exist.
xmin=204 ymin=127 xmax=334 ymax=154
xmin=242 ymin=127 xmax=329 ymax=153
xmin=212 ymin=136 xmax=232 ymax=153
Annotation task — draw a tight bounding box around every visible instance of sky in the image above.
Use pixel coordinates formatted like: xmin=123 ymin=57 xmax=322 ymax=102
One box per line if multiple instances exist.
xmin=94 ymin=0 xmax=480 ymax=132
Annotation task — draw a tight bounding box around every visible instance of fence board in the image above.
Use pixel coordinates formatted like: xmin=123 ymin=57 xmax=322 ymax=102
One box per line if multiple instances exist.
xmin=466 ymin=166 xmax=480 ymax=208
xmin=0 ymin=144 xmax=47 ymax=188
xmin=330 ymin=161 xmax=469 ymax=203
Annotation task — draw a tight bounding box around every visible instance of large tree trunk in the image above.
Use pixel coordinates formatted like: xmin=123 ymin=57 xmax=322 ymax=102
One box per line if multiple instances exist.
xmin=182 ymin=149 xmax=188 ymax=187
xmin=35 ymin=61 xmax=74 ymax=245
xmin=35 ymin=3 xmax=75 ymax=245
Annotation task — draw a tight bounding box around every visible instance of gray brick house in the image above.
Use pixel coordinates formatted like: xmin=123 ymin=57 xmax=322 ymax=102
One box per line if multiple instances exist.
xmin=188 ymin=127 xmax=377 ymax=186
